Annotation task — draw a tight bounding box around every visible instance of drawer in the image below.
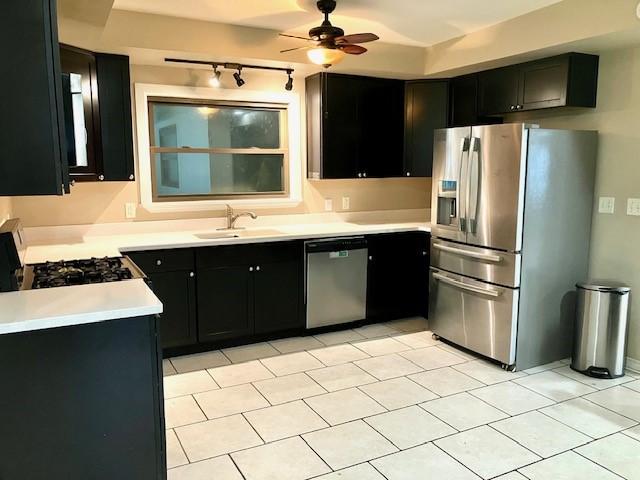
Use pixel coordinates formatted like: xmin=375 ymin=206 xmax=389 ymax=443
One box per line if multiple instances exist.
xmin=196 ymin=241 xmax=302 ymax=269
xmin=127 ymin=249 xmax=195 ymax=274
xmin=430 ymin=239 xmax=520 ymax=288
xmin=429 ymin=268 xmax=518 ymax=365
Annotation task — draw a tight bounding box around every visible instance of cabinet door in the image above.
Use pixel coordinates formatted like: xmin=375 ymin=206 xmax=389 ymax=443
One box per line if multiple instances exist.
xmin=518 ymin=57 xmax=569 ymax=111
xmin=360 ymin=78 xmax=404 ymax=178
xmin=148 ymin=270 xmax=197 ymax=349
xmin=254 ymin=260 xmax=302 ymax=334
xmin=96 ymin=53 xmax=135 ymax=181
xmin=1 ymin=0 xmax=67 ymax=195
xmin=366 ymin=233 xmax=429 ymax=321
xmin=403 ymin=81 xmax=449 ymax=177
xmin=197 ymin=265 xmax=253 ymax=343
xmin=449 ymin=75 xmax=479 ymax=127
xmin=322 ymin=75 xmax=361 ymax=178
xmin=478 ymin=66 xmax=520 ymax=115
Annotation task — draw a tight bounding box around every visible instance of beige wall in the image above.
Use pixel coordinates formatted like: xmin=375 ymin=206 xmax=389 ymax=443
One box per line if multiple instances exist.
xmin=510 ymin=46 xmax=640 ymax=360
xmin=424 ymin=0 xmax=640 ymax=76
xmin=0 ymin=197 xmax=12 ymax=223
xmin=11 ymin=64 xmax=430 ymax=226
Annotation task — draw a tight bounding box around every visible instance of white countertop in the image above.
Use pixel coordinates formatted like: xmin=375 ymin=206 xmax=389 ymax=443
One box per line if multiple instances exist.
xmin=0 ymin=279 xmax=162 ymax=335
xmin=1 ymin=213 xmax=430 ymax=335
xmin=24 ymin=221 xmax=430 ymax=263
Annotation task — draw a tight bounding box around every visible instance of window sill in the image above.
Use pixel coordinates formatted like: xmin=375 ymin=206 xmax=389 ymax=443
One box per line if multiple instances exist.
xmin=141 ymin=196 xmax=302 ymax=213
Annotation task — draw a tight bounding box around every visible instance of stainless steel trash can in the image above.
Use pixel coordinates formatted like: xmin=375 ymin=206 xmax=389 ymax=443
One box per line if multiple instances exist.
xmin=571 ymin=281 xmax=630 ymax=378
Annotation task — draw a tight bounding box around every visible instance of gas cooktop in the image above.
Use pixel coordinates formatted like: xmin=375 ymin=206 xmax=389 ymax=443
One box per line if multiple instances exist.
xmin=24 ymin=256 xmax=145 ymax=290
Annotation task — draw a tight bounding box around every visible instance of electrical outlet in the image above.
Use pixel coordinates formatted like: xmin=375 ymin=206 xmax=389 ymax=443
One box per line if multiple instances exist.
xmin=324 ymin=198 xmax=333 ymax=211
xmin=627 ymin=198 xmax=640 ymax=216
xmin=598 ymin=197 xmax=615 ymax=214
xmin=125 ymin=203 xmax=137 ymax=219
xmin=342 ymin=196 xmax=350 ymax=210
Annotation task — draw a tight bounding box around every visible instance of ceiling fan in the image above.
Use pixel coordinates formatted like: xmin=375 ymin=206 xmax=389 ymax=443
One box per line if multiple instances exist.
xmin=279 ymin=0 xmax=379 ymax=68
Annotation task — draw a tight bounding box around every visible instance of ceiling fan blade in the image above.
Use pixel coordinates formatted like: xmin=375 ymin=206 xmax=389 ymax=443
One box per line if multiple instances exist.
xmin=339 ymin=44 xmax=367 ymax=55
xmin=280 ymin=46 xmax=311 ymax=53
xmin=335 ymin=33 xmax=379 ymax=44
xmin=279 ymin=33 xmax=314 ymax=41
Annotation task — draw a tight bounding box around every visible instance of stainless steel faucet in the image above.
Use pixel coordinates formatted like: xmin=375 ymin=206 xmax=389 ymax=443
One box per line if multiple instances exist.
xmin=218 ymin=204 xmax=258 ymax=230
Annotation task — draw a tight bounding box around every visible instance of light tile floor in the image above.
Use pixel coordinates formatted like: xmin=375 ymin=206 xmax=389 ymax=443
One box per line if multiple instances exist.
xmin=163 ymin=317 xmax=640 ymax=479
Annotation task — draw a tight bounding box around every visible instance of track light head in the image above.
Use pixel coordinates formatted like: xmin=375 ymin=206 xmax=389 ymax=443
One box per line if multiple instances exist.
xmin=233 ymin=67 xmax=245 ymax=87
xmin=209 ymin=65 xmax=221 ymax=87
xmin=285 ymin=69 xmax=293 ymax=91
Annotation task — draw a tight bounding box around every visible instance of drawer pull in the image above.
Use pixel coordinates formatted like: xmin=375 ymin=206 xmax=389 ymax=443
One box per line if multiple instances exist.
xmin=156 ymin=260 xmax=162 ymax=266
xmin=433 ymin=243 xmax=501 ymax=263
xmin=433 ymin=272 xmax=501 ymax=298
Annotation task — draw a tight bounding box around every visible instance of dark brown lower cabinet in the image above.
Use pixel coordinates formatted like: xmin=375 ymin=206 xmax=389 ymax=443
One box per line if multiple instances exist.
xmin=197 ymin=265 xmax=254 ymax=343
xmin=254 ymin=260 xmax=302 ymax=334
xmin=367 ymin=232 xmax=430 ymax=321
xmin=0 ymin=316 xmax=165 ymax=480
xmin=196 ymin=241 xmax=303 ymax=343
xmin=148 ymin=270 xmax=197 ymax=348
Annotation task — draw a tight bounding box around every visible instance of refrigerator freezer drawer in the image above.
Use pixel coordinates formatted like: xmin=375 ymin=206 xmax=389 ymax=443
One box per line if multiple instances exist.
xmin=430 ymin=239 xmax=521 ymax=288
xmin=429 ymin=268 xmax=518 ymax=366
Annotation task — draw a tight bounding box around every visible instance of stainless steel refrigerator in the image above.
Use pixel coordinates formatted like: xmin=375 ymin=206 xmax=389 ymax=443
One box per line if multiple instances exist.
xmin=429 ymin=123 xmax=597 ymax=371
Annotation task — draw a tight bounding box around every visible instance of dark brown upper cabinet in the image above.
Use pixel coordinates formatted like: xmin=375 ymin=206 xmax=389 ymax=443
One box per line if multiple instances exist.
xmin=0 ymin=0 xmax=69 ymax=196
xmin=478 ymin=53 xmax=599 ymax=115
xmin=60 ymin=46 xmax=135 ymax=182
xmin=306 ymin=73 xmax=404 ymax=179
xmin=403 ymin=80 xmax=449 ymax=177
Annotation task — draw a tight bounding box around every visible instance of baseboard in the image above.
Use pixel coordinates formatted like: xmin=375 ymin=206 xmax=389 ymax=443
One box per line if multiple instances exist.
xmin=627 ymin=356 xmax=640 ymax=374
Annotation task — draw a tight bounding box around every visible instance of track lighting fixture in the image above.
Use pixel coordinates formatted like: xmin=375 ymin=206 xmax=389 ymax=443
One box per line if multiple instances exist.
xmin=209 ymin=65 xmax=221 ymax=87
xmin=233 ymin=67 xmax=245 ymax=87
xmin=165 ymin=58 xmax=295 ymax=91
xmin=285 ymin=69 xmax=293 ymax=91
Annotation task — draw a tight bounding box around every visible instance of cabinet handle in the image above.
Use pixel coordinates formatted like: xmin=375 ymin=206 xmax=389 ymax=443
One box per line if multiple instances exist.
xmin=422 ymin=251 xmax=428 ymax=256
xmin=517 ymin=104 xmax=523 ymax=110
xmin=368 ymin=255 xmax=373 ymax=261
xmin=189 ymin=272 xmax=195 ymax=278
xmin=249 ymin=266 xmax=254 ymax=272
xmin=510 ymin=105 xmax=516 ymax=111
xmin=156 ymin=260 xmax=162 ymax=266
xmin=256 ymin=266 xmax=261 ymax=271
xmin=363 ymin=172 xmax=367 ymax=178
xmin=98 ymin=174 xmax=105 ymax=181
xmin=357 ymin=173 xmax=362 ymax=178
xmin=406 ymin=172 xmax=411 ymax=177
xmin=129 ymin=174 xmax=134 ymax=180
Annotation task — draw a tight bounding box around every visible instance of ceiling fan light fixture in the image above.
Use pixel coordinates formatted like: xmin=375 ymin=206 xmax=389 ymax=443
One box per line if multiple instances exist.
xmin=307 ymin=47 xmax=345 ymax=68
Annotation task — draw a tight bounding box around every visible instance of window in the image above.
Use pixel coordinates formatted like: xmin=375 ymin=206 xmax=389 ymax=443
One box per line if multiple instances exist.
xmin=148 ymin=98 xmax=288 ymax=201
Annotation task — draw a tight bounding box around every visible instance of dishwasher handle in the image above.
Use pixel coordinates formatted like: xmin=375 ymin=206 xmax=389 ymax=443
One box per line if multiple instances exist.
xmin=305 ymin=237 xmax=367 ymax=253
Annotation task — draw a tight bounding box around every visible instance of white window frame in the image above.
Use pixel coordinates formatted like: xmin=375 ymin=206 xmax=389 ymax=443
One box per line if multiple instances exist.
xmin=134 ymin=83 xmax=302 ymax=213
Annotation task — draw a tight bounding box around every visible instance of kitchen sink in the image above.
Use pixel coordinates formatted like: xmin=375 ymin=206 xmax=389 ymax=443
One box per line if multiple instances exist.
xmin=195 ymin=229 xmax=284 ymax=240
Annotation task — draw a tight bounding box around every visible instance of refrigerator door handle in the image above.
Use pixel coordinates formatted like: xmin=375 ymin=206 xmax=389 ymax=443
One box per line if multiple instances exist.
xmin=433 ymin=271 xmax=502 ymax=298
xmin=433 ymin=242 xmax=502 ymax=263
xmin=458 ymin=137 xmax=471 ymax=232
xmin=468 ymin=137 xmax=480 ymax=234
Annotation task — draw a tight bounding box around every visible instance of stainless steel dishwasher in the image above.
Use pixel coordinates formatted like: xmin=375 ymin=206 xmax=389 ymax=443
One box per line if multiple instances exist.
xmin=305 ymin=237 xmax=368 ymax=329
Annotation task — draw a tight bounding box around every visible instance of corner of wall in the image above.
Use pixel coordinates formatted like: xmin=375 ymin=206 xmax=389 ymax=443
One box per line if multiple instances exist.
xmin=0 ymin=197 xmax=12 ymax=223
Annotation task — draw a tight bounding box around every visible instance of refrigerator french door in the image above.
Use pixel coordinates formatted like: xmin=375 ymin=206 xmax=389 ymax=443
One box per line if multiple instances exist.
xmin=429 ymin=123 xmax=528 ymax=367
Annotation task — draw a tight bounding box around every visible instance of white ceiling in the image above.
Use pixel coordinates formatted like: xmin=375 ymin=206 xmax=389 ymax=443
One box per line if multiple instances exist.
xmin=112 ymin=0 xmax=563 ymax=47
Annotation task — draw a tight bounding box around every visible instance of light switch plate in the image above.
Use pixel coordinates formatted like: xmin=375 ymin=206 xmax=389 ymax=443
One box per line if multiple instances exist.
xmin=342 ymin=196 xmax=350 ymax=210
xmin=598 ymin=196 xmax=615 ymax=214
xmin=324 ymin=198 xmax=333 ymax=211
xmin=627 ymin=198 xmax=640 ymax=216
xmin=125 ymin=203 xmax=137 ymax=219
